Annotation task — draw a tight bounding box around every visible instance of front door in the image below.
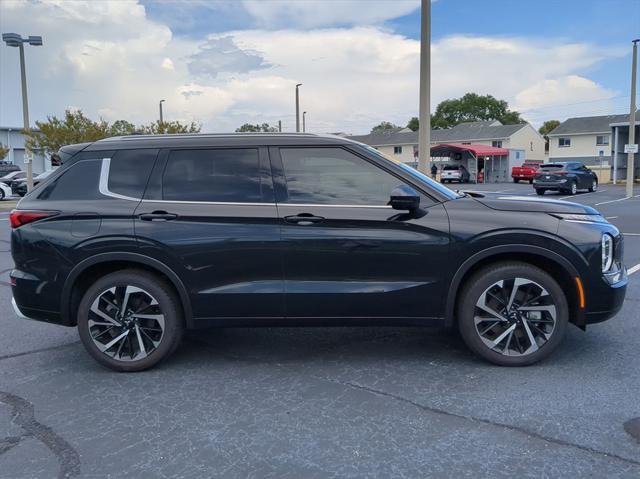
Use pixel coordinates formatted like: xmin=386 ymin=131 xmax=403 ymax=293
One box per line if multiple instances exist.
xmin=270 ymin=146 xmax=450 ymax=320
xmin=134 ymin=147 xmax=283 ymax=322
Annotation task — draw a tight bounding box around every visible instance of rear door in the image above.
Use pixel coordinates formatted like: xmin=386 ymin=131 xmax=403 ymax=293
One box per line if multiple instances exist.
xmin=270 ymin=146 xmax=450 ymax=320
xmin=134 ymin=146 xmax=283 ymax=322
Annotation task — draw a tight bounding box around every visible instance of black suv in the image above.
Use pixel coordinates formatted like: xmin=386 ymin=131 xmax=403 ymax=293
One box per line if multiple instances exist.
xmin=533 ymin=162 xmax=598 ymax=196
xmin=11 ymin=134 xmax=627 ymax=371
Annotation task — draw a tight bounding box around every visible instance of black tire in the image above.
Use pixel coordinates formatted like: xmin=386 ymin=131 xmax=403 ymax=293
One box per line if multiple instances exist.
xmin=513 ymin=178 xmax=519 ymax=183
xmin=529 ymin=179 xmax=533 ymax=184
xmin=535 ymin=188 xmax=545 ymax=196
xmin=588 ymin=179 xmax=597 ymax=192
xmin=564 ymin=181 xmax=577 ymax=195
xmin=0 ymin=189 xmax=5 ymax=200
xmin=77 ymin=269 xmax=184 ymax=372
xmin=457 ymin=262 xmax=569 ymax=366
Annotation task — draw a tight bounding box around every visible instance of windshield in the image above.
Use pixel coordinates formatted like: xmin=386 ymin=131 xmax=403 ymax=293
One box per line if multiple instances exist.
xmin=356 ymin=144 xmax=461 ymax=200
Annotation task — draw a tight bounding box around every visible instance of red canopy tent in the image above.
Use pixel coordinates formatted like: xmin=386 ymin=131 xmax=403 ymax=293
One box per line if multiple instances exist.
xmin=430 ymin=143 xmax=509 ymax=183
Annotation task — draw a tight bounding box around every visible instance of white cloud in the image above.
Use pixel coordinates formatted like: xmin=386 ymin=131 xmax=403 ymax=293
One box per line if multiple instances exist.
xmin=0 ymin=0 xmax=624 ymax=135
xmin=241 ymin=0 xmax=420 ymax=29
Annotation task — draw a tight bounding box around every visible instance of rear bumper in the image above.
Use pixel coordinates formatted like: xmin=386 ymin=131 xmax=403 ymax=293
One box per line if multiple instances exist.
xmin=533 ymin=179 xmax=569 ymax=189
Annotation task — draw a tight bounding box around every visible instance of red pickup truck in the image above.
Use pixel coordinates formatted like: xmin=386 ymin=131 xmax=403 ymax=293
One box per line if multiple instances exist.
xmin=511 ymin=162 xmax=541 ymax=183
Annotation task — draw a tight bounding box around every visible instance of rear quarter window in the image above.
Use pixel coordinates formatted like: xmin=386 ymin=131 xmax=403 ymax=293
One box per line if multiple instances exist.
xmin=37 ymin=160 xmax=103 ymax=201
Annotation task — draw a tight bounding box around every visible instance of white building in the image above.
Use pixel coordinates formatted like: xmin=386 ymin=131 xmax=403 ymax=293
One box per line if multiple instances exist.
xmin=0 ymin=126 xmax=48 ymax=173
xmin=348 ymin=121 xmax=545 ymax=166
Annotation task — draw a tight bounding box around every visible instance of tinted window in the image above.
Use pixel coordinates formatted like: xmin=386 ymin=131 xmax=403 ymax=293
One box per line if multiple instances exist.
xmin=108 ymin=149 xmax=158 ymax=198
xmin=279 ymin=147 xmax=408 ymax=205
xmin=163 ymin=149 xmax=263 ymax=202
xmin=37 ymin=160 xmax=102 ymax=200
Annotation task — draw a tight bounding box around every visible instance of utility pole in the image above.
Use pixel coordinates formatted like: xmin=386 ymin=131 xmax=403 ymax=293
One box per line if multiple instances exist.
xmin=295 ymin=83 xmax=302 ymax=132
xmin=2 ymin=33 xmax=42 ymax=192
xmin=417 ymin=0 xmax=431 ymax=174
xmin=626 ymin=39 xmax=639 ymax=198
xmin=159 ymin=99 xmax=165 ymax=124
xmin=303 ymin=111 xmax=307 ymax=132
xmin=278 ymin=120 xmax=282 ymax=132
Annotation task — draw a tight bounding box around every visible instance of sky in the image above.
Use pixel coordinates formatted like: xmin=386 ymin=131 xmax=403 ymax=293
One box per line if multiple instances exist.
xmin=0 ymin=0 xmax=638 ymax=135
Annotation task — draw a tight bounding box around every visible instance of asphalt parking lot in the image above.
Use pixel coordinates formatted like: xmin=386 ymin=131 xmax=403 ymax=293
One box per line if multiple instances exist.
xmin=1 ymin=183 xmax=639 ymax=478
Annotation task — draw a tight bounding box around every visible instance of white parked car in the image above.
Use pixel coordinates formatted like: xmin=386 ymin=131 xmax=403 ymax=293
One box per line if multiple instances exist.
xmin=0 ymin=182 xmax=12 ymax=200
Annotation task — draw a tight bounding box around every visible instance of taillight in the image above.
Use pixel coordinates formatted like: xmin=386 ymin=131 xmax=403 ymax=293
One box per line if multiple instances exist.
xmin=9 ymin=210 xmax=58 ymax=229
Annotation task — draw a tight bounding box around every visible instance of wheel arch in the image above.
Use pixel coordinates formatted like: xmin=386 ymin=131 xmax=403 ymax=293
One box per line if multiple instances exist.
xmin=62 ymin=252 xmax=194 ymax=328
xmin=445 ymin=245 xmax=585 ymax=329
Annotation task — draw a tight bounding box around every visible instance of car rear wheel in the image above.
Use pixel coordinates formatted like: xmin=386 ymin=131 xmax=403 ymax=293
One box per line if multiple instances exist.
xmin=513 ymin=178 xmax=519 ymax=183
xmin=535 ymin=188 xmax=545 ymax=195
xmin=565 ymin=181 xmax=577 ymax=195
xmin=588 ymin=179 xmax=597 ymax=192
xmin=529 ymin=179 xmax=533 ymax=184
xmin=457 ymin=262 xmax=568 ymax=366
xmin=77 ymin=270 xmax=183 ymax=372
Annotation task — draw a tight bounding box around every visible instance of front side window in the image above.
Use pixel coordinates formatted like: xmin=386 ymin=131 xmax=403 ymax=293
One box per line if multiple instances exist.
xmin=596 ymin=135 xmax=609 ymax=146
xmin=279 ymin=147 xmax=409 ymax=205
xmin=559 ymin=137 xmax=571 ymax=147
xmin=162 ymin=148 xmax=264 ymax=203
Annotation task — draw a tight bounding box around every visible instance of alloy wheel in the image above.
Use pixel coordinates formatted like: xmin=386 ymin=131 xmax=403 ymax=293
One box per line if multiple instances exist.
xmin=571 ymin=182 xmax=577 ymax=195
xmin=474 ymin=278 xmax=557 ymax=356
xmin=592 ymin=180 xmax=597 ymax=191
xmin=88 ymin=285 xmax=165 ymax=361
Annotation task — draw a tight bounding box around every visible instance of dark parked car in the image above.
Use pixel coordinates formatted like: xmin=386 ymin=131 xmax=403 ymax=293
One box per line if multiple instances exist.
xmin=0 ymin=161 xmax=20 ymax=175
xmin=533 ymin=162 xmax=598 ymax=196
xmin=12 ymin=169 xmax=55 ymax=196
xmin=11 ymin=134 xmax=626 ymax=371
xmin=0 ymin=170 xmax=27 ymax=188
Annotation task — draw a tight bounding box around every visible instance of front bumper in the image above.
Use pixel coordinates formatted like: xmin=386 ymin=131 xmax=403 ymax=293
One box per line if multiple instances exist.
xmin=585 ymin=268 xmax=627 ymax=324
xmin=12 ymin=297 xmax=32 ymax=320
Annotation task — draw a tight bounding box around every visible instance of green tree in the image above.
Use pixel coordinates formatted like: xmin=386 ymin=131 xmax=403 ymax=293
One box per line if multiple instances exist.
xmin=371 ymin=121 xmax=399 ymax=133
xmin=406 ymin=117 xmax=419 ymax=131
xmin=24 ymin=110 xmax=113 ymax=156
xmin=538 ymin=120 xmax=560 ymax=137
xmin=431 ymin=93 xmax=525 ymax=129
xmin=235 ymin=123 xmax=279 ymax=132
xmin=25 ymin=110 xmax=202 ymax=157
xmin=0 ymin=144 xmax=9 ymax=160
xmin=140 ymin=120 xmax=201 ymax=135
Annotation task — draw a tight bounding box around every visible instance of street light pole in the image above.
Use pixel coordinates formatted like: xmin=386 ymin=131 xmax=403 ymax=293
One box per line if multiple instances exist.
xmin=295 ymin=84 xmax=302 ymax=132
xmin=626 ymin=39 xmax=639 ymax=198
xmin=159 ymin=99 xmax=165 ymax=124
xmin=417 ymin=0 xmax=431 ymax=174
xmin=2 ymin=33 xmax=42 ymax=192
xmin=303 ymin=111 xmax=307 ymax=132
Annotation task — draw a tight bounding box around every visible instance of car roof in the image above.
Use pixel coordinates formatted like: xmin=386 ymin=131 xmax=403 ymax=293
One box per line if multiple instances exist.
xmin=84 ymin=132 xmax=359 ymax=151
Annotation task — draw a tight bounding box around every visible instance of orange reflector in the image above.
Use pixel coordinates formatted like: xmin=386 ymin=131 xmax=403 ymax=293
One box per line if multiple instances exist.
xmin=575 ymin=277 xmax=585 ymax=309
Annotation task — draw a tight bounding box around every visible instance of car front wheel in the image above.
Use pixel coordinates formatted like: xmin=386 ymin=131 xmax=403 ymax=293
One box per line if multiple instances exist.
xmin=457 ymin=262 xmax=568 ymax=366
xmin=77 ymin=270 xmax=183 ymax=372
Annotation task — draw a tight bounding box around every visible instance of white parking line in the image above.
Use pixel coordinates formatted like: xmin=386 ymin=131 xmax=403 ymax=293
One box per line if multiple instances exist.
xmin=595 ymin=196 xmax=632 ymax=206
xmin=629 ymin=264 xmax=640 ymax=276
xmin=558 ymin=189 xmax=608 ymax=201
xmin=605 ymin=216 xmax=618 ymax=219
xmin=623 ymin=233 xmax=640 ymax=236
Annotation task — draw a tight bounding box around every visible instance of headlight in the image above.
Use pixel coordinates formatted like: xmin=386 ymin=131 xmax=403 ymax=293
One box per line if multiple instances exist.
xmin=551 ymin=213 xmax=608 ymax=224
xmin=602 ymin=233 xmax=614 ymax=272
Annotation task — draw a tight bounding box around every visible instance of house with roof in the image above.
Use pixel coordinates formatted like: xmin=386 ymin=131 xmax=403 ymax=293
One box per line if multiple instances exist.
xmin=0 ymin=126 xmax=48 ymax=173
xmin=547 ymin=112 xmax=639 ymax=182
xmin=348 ymin=120 xmax=545 ymax=166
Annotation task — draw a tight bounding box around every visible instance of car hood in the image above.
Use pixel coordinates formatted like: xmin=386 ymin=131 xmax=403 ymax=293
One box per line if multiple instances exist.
xmin=466 ymin=192 xmax=599 ymax=214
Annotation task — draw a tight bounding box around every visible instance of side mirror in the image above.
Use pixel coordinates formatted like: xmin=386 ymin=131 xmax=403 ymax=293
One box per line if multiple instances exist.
xmin=389 ymin=185 xmax=420 ymax=211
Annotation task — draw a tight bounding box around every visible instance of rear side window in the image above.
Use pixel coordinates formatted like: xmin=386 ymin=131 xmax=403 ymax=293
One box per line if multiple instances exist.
xmin=37 ymin=160 xmax=103 ymax=201
xmin=162 ymin=149 xmax=263 ymax=202
xmin=108 ymin=149 xmax=158 ymax=198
